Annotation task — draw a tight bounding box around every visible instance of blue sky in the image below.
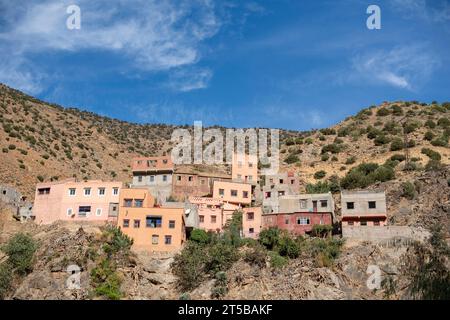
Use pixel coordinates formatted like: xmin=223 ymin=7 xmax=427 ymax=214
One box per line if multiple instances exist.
xmin=0 ymin=0 xmax=449 ymax=130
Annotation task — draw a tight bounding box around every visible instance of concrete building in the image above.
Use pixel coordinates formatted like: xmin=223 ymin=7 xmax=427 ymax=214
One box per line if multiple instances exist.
xmin=118 ymin=188 xmax=186 ymax=252
xmin=131 ymin=156 xmax=174 ymax=203
xmin=33 ymin=179 xmax=122 ymax=225
xmin=213 ymin=180 xmax=252 ymax=206
xmin=0 ymin=185 xmax=33 ymax=221
xmin=261 ymin=171 xmax=301 ymax=213
xmin=172 ymin=169 xmax=231 ymax=201
xmin=341 ymin=190 xmax=387 ymax=227
xmin=232 ymin=153 xmax=258 ymax=185
xmin=262 ymin=193 xmax=334 ymax=236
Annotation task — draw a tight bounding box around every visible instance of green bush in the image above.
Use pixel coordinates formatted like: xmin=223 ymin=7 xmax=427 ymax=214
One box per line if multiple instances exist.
xmin=340 ymin=163 xmax=395 ymax=189
xmin=391 ymin=104 xmax=403 ymax=116
xmin=204 ymin=242 xmax=239 ymax=274
xmin=437 ymin=117 xmax=450 ymax=128
xmin=307 ymin=238 xmax=344 ymax=267
xmin=314 ymin=170 xmax=326 ymax=180
xmin=285 ymin=154 xmax=300 ymax=164
xmin=8 ymin=144 xmax=16 ymax=150
xmin=321 ymin=153 xmax=330 ymax=161
xmin=401 ymin=182 xmax=416 ymax=200
xmin=243 ymin=245 xmax=267 ymax=267
xmin=390 ymin=154 xmax=406 ymax=162
xmin=321 ymin=143 xmax=342 ymax=154
xmin=190 ymin=229 xmax=210 ymax=244
xmin=259 ymin=227 xmax=281 ymax=250
xmin=2 ymin=233 xmax=37 ymax=275
xmin=102 ymin=225 xmax=133 ymax=256
xmin=424 ymin=131 xmax=435 ymax=141
xmin=430 ymin=136 xmax=448 ymax=147
xmin=278 ymin=235 xmax=300 ymax=259
xmin=377 ymin=108 xmax=390 ymax=116
xmin=390 ymin=138 xmax=404 ymax=151
xmin=306 ymin=181 xmax=331 ymax=194
xmin=421 ymin=148 xmax=441 ymax=161
xmin=172 ymin=243 xmax=206 ymax=291
xmin=345 ymin=156 xmax=356 ymax=165
xmin=268 ymin=251 xmax=288 ymax=269
xmin=90 ymin=259 xmax=122 ymax=300
xmin=320 ymin=128 xmax=336 ymax=135
xmin=425 ymin=159 xmax=442 ymax=171
xmin=311 ymin=225 xmax=333 ymax=238
xmin=425 ymin=120 xmax=436 ymax=129
xmin=0 ymin=263 xmax=13 ymax=299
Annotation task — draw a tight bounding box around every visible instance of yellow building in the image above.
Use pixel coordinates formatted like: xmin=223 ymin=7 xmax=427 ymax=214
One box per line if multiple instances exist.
xmin=232 ymin=153 xmax=258 ymax=185
xmin=118 ymin=188 xmax=186 ymax=252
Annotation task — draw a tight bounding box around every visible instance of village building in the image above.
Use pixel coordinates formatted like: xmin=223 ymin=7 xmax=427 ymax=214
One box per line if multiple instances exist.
xmin=261 ymin=171 xmax=301 ymax=213
xmin=118 ymin=188 xmax=186 ymax=252
xmin=232 ymin=153 xmax=258 ymax=185
xmin=262 ymin=193 xmax=334 ymax=236
xmin=213 ymin=180 xmax=252 ymax=206
xmin=171 ymin=168 xmax=231 ymax=201
xmin=341 ymin=190 xmax=387 ymax=227
xmin=131 ymin=156 xmax=174 ymax=203
xmin=32 ymin=179 xmax=122 ymax=225
xmin=0 ymin=184 xmax=33 ymax=221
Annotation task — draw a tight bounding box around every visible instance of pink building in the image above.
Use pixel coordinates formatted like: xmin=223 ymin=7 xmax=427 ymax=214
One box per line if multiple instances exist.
xmin=189 ymin=197 xmax=261 ymax=238
xmin=33 ymin=179 xmax=122 ymax=225
xmin=242 ymin=207 xmax=262 ymax=239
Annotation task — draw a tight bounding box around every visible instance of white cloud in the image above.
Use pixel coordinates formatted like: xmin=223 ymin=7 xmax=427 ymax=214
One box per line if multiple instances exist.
xmin=0 ymin=0 xmax=223 ymax=93
xmin=168 ymin=67 xmax=213 ymax=92
xmin=0 ymin=57 xmax=45 ymax=95
xmin=351 ymin=45 xmax=440 ymax=91
xmin=391 ymin=0 xmax=450 ymax=23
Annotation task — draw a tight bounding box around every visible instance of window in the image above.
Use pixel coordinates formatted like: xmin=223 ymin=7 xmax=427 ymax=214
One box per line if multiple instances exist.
xmin=299 ymin=200 xmax=307 ymax=209
xmin=279 ymin=179 xmax=284 ymax=184
xmin=265 ymin=192 xmax=272 ymax=199
xmin=137 ymin=160 xmax=142 ymax=165
xmin=152 ymin=235 xmax=159 ymax=245
xmin=361 ymin=220 xmax=368 ymax=226
xmin=243 ymin=191 xmax=249 ymax=198
xmin=188 ymin=176 xmax=193 ymax=182
xmin=249 ymin=228 xmax=254 ymax=234
xmin=98 ymin=188 xmax=106 ymax=196
xmin=78 ymin=206 xmax=91 ymax=217
xmin=150 ymin=176 xmax=155 ymax=182
xmin=124 ymin=199 xmax=133 ymax=207
xmin=68 ymin=188 xmax=76 ymax=196
xmin=169 ymin=220 xmax=175 ymax=228
xmin=177 ymin=175 xmax=182 ymax=181
xmin=219 ymin=189 xmax=224 ymax=196
xmin=38 ymin=188 xmax=50 ymax=195
xmin=95 ymin=208 xmax=102 ymax=216
xmin=67 ymin=208 xmax=73 ymax=216
xmin=290 ymin=179 xmax=295 ymax=185
xmin=134 ymin=199 xmax=143 ymax=208
xmin=374 ymin=220 xmax=380 ymax=226
xmin=163 ymin=159 xmax=168 ymax=164
xmin=211 ymin=215 xmax=216 ymax=223
xmin=368 ymin=201 xmax=376 ymax=209
xmin=269 ymin=178 xmax=274 ymax=184
xmin=123 ymin=219 xmax=130 ymax=228
xmin=278 ymin=191 xmax=285 ymax=197
xmin=200 ymin=178 xmax=206 ymax=185
xmin=84 ymin=188 xmax=91 ymax=196
xmin=231 ymin=189 xmax=238 ymax=197
xmin=165 ymin=235 xmax=172 ymax=245
xmin=134 ymin=220 xmax=140 ymax=228
xmin=146 ymin=216 xmax=162 ymax=228
xmin=199 ymin=215 xmax=204 ymax=223
xmin=247 ymin=212 xmax=254 ymax=220
xmin=113 ymin=188 xmax=119 ymax=195
xmin=297 ymin=217 xmax=310 ymax=225
xmin=320 ymin=200 xmax=328 ymax=208
xmin=249 ymin=162 xmax=253 ymax=168
xmin=346 ymin=202 xmax=355 ymax=210
xmin=285 ymin=218 xmax=289 ymax=225
xmin=348 ymin=221 xmax=354 ymax=226
xmin=163 ymin=175 xmax=167 ymax=182
xmin=248 ymin=175 xmax=253 ymax=182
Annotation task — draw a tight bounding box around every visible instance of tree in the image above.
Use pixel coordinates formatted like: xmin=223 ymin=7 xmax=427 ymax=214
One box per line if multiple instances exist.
xmin=402 ymin=225 xmax=450 ymax=300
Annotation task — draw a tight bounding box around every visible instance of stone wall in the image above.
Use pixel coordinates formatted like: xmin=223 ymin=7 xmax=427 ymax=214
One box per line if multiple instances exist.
xmin=342 ymin=225 xmax=430 ymax=243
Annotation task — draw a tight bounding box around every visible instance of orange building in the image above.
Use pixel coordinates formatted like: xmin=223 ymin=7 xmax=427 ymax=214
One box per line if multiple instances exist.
xmin=118 ymin=188 xmax=186 ymax=252
xmin=213 ymin=180 xmax=252 ymax=206
xmin=242 ymin=207 xmax=262 ymax=239
xmin=232 ymin=153 xmax=258 ymax=185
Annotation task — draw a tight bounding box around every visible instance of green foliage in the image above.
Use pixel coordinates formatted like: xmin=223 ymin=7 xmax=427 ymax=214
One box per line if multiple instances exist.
xmin=306 ymin=181 xmax=331 ymax=194
xmin=259 ymin=227 xmax=281 ymax=250
xmin=430 ymin=135 xmax=448 ymax=147
xmin=321 ymin=143 xmax=342 ymax=154
xmin=345 ymin=156 xmax=356 ymax=165
xmin=243 ymin=244 xmax=267 ymax=267
xmin=268 ymin=251 xmax=288 ymax=269
xmin=437 ymin=117 xmax=450 ymax=128
xmin=391 ymin=104 xmax=403 ymax=116
xmin=0 ymin=263 xmax=13 ymax=299
xmin=321 ymin=153 xmax=330 ymax=161
xmin=401 ymin=182 xmax=416 ymax=200
xmin=211 ymin=271 xmax=228 ymax=299
xmin=8 ymin=144 xmax=16 ymax=150
xmin=402 ymin=225 xmax=450 ymax=300
xmin=278 ymin=235 xmax=301 ymax=259
xmin=172 ymin=243 xmax=206 ymax=291
xmin=306 ymin=238 xmax=344 ymax=267
xmin=340 ymin=163 xmax=395 ymax=189
xmin=376 ymin=108 xmax=390 ymax=116
xmin=101 ymin=225 xmax=133 ymax=256
xmin=2 ymin=233 xmax=37 ymax=275
xmin=320 ymin=128 xmax=336 ymax=135
xmin=190 ymin=229 xmax=210 ymax=244
xmin=421 ymin=148 xmax=441 ymax=161
xmin=374 ymin=134 xmax=390 ymax=146
xmin=424 ymin=131 xmax=435 ymax=141
xmin=311 ymin=225 xmax=333 ymax=238
xmin=390 ymin=138 xmax=404 ymax=151
xmin=390 ymin=154 xmax=406 ymax=162
xmin=90 ymin=259 xmax=122 ymax=300
xmin=425 ymin=119 xmax=436 ymax=129
xmin=314 ymin=170 xmax=326 ymax=180
xmin=425 ymin=159 xmax=442 ymax=171
xmin=285 ymin=153 xmax=300 ymax=164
